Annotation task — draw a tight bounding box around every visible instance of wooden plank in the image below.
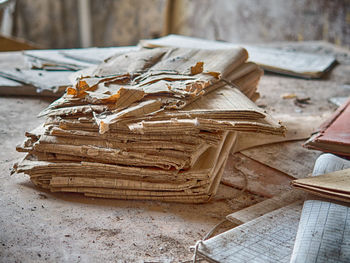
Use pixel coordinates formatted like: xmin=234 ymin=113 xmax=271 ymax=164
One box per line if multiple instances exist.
xmin=0 ymin=36 xmax=39 ymax=51
xmin=222 ymin=153 xmax=293 ymax=198
xmin=241 ymin=141 xmax=320 ymax=179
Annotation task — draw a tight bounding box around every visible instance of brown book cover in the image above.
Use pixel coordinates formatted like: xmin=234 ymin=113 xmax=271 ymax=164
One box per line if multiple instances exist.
xmin=304 ymin=97 xmax=350 ymax=157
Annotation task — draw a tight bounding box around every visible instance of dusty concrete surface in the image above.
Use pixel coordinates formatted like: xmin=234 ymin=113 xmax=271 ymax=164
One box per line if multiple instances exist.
xmin=0 ymin=44 xmax=349 ymax=262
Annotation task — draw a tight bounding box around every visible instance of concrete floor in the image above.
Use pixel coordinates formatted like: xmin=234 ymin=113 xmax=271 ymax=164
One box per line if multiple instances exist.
xmin=1 ymin=44 xmax=349 ymax=262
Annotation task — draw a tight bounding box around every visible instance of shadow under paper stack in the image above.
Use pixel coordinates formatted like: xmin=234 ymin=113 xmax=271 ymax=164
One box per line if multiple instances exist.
xmin=13 ymin=47 xmax=285 ymax=203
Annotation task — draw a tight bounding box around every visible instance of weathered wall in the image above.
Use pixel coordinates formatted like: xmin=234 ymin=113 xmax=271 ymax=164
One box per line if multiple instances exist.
xmin=13 ymin=0 xmax=80 ymax=48
xmin=90 ymin=0 xmax=167 ymax=47
xmin=12 ymin=0 xmax=167 ymax=49
xmin=170 ymin=0 xmax=350 ymax=47
xmin=10 ymin=0 xmax=350 ymax=49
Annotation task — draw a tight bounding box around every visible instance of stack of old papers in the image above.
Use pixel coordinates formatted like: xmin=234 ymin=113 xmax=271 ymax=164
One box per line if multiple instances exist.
xmin=141 ymin=34 xmax=336 ymax=79
xmin=14 ymin=47 xmax=285 ymax=203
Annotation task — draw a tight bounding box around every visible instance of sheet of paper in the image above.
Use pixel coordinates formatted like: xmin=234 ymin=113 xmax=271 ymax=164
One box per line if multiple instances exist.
xmin=181 ymin=86 xmax=265 ymax=117
xmin=197 ymin=201 xmax=303 ymax=263
xmin=60 ymin=46 xmax=139 ymax=64
xmin=313 ymin=153 xmax=350 ymax=176
xmin=290 ymin=200 xmax=350 ymax=263
xmin=24 ymin=49 xmax=94 ymax=70
xmin=0 ymin=69 xmax=72 ymax=94
xmin=132 ymin=86 xmax=266 ymax=122
xmin=222 ymin=153 xmax=292 ymax=198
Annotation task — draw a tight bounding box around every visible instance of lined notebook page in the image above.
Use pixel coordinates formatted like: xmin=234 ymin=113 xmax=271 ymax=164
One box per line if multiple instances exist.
xmin=291 ymin=153 xmax=350 ymax=263
xmin=198 ymin=201 xmax=303 ymax=263
xmin=290 ymin=200 xmax=350 ymax=263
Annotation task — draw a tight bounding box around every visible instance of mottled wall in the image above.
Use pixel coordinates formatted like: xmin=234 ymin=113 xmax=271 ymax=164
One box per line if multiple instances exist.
xmin=10 ymin=0 xmax=350 ymax=49
xmin=91 ymin=0 xmax=167 ymax=46
xmin=12 ymin=0 xmax=167 ymax=49
xmin=171 ymin=0 xmax=350 ymax=47
xmin=13 ymin=0 xmax=80 ymax=48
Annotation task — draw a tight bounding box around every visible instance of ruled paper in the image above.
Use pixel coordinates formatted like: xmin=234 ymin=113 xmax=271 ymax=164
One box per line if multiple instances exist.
xmin=290 ymin=153 xmax=350 ymax=263
xmin=198 ymin=201 xmax=303 ymax=263
xmin=290 ymin=200 xmax=350 ymax=263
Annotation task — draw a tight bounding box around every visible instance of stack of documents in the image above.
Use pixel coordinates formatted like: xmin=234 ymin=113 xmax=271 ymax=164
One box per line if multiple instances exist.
xmin=14 ymin=47 xmax=285 ymax=203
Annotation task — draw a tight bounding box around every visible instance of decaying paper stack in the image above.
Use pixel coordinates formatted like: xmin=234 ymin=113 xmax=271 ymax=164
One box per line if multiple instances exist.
xmin=13 ymin=47 xmax=285 ymax=203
